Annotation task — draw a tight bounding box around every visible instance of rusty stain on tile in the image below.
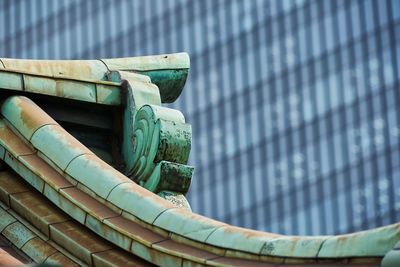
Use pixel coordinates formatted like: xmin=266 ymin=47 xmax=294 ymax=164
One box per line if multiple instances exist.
xmin=60 ymin=187 xmax=116 ymax=220
xmin=2 ymin=222 xmax=36 ymax=248
xmin=0 ymin=121 xmax=35 ymax=156
xmin=131 ymin=241 xmax=182 ymax=267
xmin=49 ymin=221 xmax=113 ymax=265
xmin=10 ymin=191 xmax=70 ymax=237
xmin=152 ymin=239 xmax=218 ymax=264
xmin=2 ymin=96 xmax=58 ymax=140
xmin=104 ymin=215 xmax=166 ymax=247
xmin=44 ymin=251 xmax=79 ymax=267
xmin=207 ymin=256 xmax=278 ymax=267
xmin=21 ymin=237 xmax=57 ymax=263
xmin=85 ymin=214 xmax=133 ymax=251
xmin=0 ymin=171 xmax=31 ymax=206
xmin=93 ymin=249 xmax=153 ymax=267
xmin=18 ymin=154 xmax=74 ymax=190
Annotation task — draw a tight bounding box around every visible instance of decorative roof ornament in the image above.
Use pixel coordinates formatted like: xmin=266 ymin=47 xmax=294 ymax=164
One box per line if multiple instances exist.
xmin=0 ymin=53 xmax=194 ymax=209
xmin=0 ymin=53 xmax=398 ymax=266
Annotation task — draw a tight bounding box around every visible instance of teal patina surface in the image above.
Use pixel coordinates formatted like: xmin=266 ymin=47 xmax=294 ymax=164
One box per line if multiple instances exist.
xmin=0 ymin=53 xmax=194 ymax=209
xmin=0 ymin=53 xmax=398 ymax=266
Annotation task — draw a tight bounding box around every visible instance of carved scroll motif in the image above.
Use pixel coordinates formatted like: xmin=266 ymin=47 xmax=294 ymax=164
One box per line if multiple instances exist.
xmin=108 ymin=70 xmax=193 ymax=209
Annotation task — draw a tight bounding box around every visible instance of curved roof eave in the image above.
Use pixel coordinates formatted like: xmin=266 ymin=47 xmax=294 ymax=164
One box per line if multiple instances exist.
xmin=0 ymin=95 xmax=395 ymax=266
xmin=0 ymin=53 xmax=189 ymax=103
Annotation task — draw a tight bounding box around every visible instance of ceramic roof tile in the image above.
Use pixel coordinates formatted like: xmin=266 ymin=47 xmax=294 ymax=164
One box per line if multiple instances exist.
xmin=0 ymin=54 xmax=396 ymax=266
xmin=49 ymin=221 xmax=113 ymax=265
xmin=9 ymin=191 xmax=70 ymax=237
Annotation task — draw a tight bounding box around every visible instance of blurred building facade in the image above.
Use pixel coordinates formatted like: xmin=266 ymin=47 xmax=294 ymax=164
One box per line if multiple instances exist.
xmin=1 ymin=0 xmax=399 ymax=235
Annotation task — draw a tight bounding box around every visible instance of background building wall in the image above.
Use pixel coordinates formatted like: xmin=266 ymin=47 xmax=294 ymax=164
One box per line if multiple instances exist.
xmin=1 ymin=0 xmax=399 ymax=235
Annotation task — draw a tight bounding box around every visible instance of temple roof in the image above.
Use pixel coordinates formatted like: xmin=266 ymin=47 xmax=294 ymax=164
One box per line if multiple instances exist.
xmin=0 ymin=53 xmax=398 ymax=266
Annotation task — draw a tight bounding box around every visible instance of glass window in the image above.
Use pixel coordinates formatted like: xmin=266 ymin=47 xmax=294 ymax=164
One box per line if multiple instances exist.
xmin=342 ymin=68 xmax=356 ymax=104
xmin=364 ymin=0 xmax=376 ymax=33
xmin=337 ymin=190 xmax=348 ymax=233
xmin=378 ymin=0 xmax=388 ymax=27
xmin=337 ymin=8 xmax=348 ymax=46
xmin=311 ymin=21 xmax=321 ymax=57
xmin=298 ymin=25 xmax=307 ymax=63
xmin=310 ymin=202 xmax=321 ymax=235
xmin=315 ymin=79 xmax=326 ymax=115
xmin=324 ymin=14 xmax=335 ymax=52
xmin=392 ymin=0 xmax=400 ymax=21
xmin=320 ymin=137 xmax=331 ymax=176
xmin=351 ymin=2 xmax=362 ymax=39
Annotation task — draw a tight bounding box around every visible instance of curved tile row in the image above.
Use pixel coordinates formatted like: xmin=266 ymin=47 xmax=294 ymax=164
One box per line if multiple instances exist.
xmin=2 ymin=140 xmax=378 ymax=267
xmin=0 ymin=68 xmax=121 ymax=106
xmin=1 ymin=53 xmax=190 ymax=103
xmin=1 ymin=53 xmax=189 ymax=80
xmin=0 ymin=170 xmax=152 ymax=266
xmin=0 ymin=174 xmax=77 ymax=266
xmin=0 ymin=126 xmax=267 ymax=266
xmin=0 ymin=105 xmax=269 ymax=266
xmin=0 ymin=95 xmax=394 ymax=266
